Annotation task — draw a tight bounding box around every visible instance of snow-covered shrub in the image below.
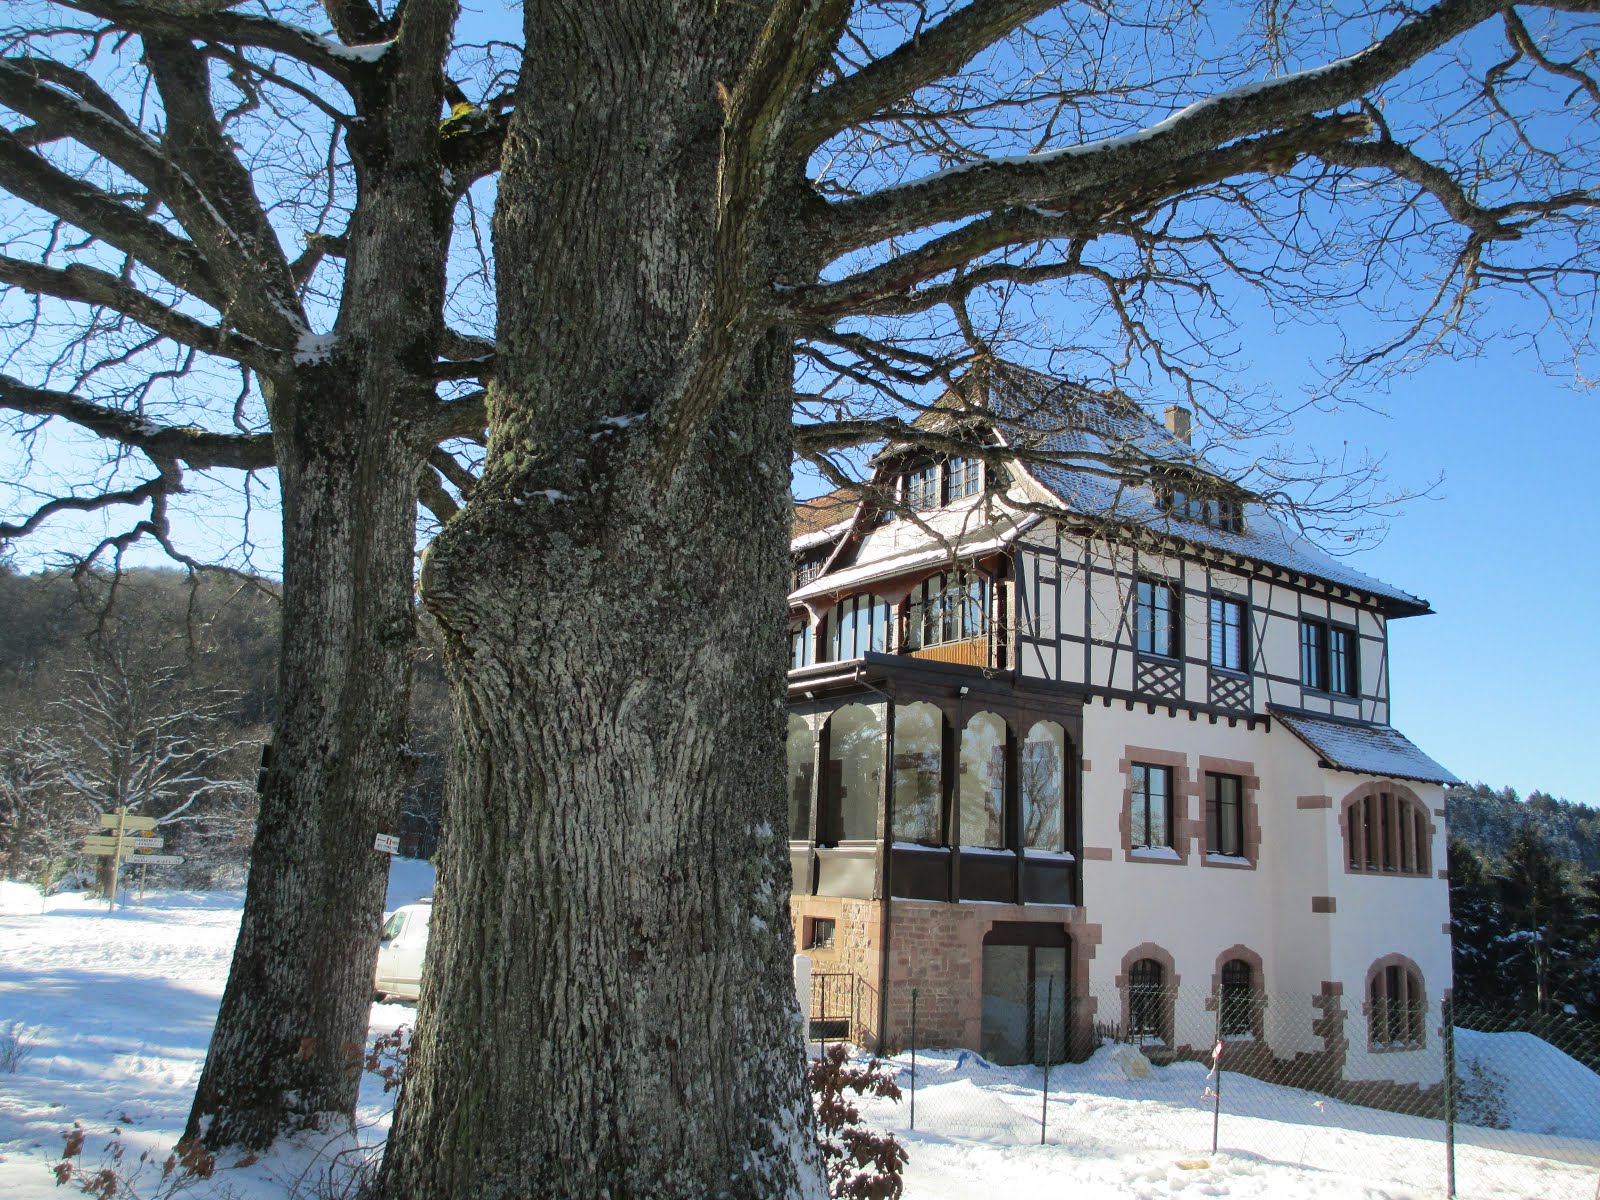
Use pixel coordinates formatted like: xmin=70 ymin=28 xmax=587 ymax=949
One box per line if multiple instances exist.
xmin=363 ymin=1025 xmax=411 ymax=1093
xmin=52 ymin=1123 xmax=217 ymax=1198
xmin=808 ymin=1044 xmax=907 ymax=1200
xmin=0 ymin=1021 xmax=29 ymax=1073
xmin=1455 ymin=1057 xmax=1509 ymax=1129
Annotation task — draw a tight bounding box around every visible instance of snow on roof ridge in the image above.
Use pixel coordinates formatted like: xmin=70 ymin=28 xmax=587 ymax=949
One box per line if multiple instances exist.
xmin=959 ymin=364 xmax=1428 ymax=613
xmin=1272 ymin=708 xmax=1459 ymax=786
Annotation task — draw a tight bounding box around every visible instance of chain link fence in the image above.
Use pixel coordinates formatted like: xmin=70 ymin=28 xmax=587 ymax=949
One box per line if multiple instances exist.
xmin=834 ymin=984 xmax=1600 ymax=1199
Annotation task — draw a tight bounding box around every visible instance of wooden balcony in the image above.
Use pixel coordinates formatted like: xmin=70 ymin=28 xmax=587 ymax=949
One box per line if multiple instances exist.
xmin=910 ymin=635 xmax=989 ymax=668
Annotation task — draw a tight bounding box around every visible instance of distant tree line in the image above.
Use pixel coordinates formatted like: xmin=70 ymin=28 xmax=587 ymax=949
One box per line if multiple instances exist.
xmin=1447 ymin=782 xmax=1600 ymax=1020
xmin=0 ymin=563 xmax=447 ymax=889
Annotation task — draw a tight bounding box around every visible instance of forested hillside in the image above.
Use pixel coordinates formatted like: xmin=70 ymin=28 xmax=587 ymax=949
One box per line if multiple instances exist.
xmin=0 ymin=564 xmax=446 ymax=888
xmin=1446 ymin=783 xmax=1600 ymax=1018
xmin=1448 ymin=783 xmax=1600 ymax=874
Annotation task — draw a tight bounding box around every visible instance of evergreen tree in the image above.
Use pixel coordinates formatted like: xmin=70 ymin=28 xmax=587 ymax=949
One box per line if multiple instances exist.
xmin=1448 ymin=836 xmax=1506 ymax=1008
xmin=1493 ymin=825 xmax=1580 ymax=1014
xmin=1573 ymin=872 xmax=1600 ymax=1020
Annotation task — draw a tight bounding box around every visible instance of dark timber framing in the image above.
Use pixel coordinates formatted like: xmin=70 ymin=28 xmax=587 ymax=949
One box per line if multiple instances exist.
xmin=788 ymin=652 xmax=1086 ymax=910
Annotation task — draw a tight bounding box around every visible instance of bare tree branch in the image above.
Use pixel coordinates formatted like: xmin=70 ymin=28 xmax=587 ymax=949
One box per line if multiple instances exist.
xmin=0 ymin=372 xmax=273 ymax=469
xmin=796 ymin=0 xmax=1059 ymax=154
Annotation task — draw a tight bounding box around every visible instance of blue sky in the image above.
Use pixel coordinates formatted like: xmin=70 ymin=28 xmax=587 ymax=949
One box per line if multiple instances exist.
xmin=1278 ymin=350 xmax=1595 ymax=805
xmin=2 ymin=2 xmax=1592 ymax=808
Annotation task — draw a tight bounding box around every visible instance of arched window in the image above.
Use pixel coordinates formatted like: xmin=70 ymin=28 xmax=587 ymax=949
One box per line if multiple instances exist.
xmin=1343 ymin=784 xmax=1431 ymax=876
xmin=959 ymin=712 xmax=1007 ymax=849
xmin=905 ymin=572 xmax=990 ymax=650
xmin=786 ymin=715 xmax=814 ymax=841
xmin=824 ymin=594 xmax=893 ymax=662
xmin=891 ymin=702 xmax=943 ymax=845
xmin=1128 ymin=958 xmax=1165 ymax=1041
xmin=1021 ymin=721 xmax=1066 ymax=853
xmin=1220 ymin=958 xmax=1254 ymax=1037
xmin=1368 ymin=958 xmax=1426 ymax=1050
xmin=821 ymin=704 xmax=883 ymax=844
xmin=790 ymin=618 xmax=814 ymax=670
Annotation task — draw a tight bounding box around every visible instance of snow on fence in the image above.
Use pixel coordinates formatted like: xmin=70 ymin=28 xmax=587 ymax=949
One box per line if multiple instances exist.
xmin=839 ymin=986 xmax=1600 ymax=1200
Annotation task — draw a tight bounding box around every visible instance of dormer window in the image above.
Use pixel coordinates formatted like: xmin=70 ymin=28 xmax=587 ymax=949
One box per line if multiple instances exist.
xmin=905 ymin=462 xmax=941 ymax=510
xmin=1155 ymin=472 xmax=1245 ymax=533
xmin=885 ymin=454 xmax=986 ymax=518
xmin=793 ymin=552 xmax=826 ymax=590
xmin=945 ymin=457 xmax=982 ymax=502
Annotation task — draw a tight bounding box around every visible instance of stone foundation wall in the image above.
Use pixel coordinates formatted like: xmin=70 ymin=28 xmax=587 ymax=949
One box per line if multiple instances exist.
xmin=881 ymin=901 xmax=1101 ymax=1056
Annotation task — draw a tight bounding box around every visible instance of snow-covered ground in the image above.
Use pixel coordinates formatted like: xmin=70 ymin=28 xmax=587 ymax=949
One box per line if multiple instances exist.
xmin=2 ymin=873 xmax=1597 ymax=1199
xmin=862 ymin=1046 xmax=1600 ymax=1200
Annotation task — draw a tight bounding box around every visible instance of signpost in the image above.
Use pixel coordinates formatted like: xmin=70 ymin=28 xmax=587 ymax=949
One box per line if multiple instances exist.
xmin=80 ymin=808 xmax=182 ymax=911
xmin=83 ymin=835 xmax=162 ymax=853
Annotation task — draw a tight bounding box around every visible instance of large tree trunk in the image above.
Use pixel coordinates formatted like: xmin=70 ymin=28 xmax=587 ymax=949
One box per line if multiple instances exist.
xmin=185 ymin=0 xmax=460 ymax=1144
xmin=380 ymin=4 xmax=824 ymax=1195
xmin=186 ymin=385 xmax=421 ymax=1150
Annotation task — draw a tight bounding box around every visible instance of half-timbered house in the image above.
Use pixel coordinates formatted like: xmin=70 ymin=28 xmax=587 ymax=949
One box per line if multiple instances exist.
xmin=786 ymin=362 xmax=1457 ymax=1098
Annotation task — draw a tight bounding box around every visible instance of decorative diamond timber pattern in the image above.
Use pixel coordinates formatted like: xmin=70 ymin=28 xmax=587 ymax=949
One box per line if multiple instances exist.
xmin=1209 ymin=672 xmax=1252 ymax=712
xmin=1136 ymin=659 xmax=1184 ymax=700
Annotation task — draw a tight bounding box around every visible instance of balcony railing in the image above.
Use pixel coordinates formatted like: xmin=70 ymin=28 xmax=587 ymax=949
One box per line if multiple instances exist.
xmin=909 ymin=635 xmax=989 ymax=668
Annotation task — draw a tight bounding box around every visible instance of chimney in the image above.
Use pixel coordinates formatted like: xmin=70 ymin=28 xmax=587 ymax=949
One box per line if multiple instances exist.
xmin=1164 ymin=405 xmax=1192 ymax=444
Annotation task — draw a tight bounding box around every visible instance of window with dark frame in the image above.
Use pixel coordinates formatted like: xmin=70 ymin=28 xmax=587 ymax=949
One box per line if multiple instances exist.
xmin=905 ymin=462 xmax=940 ymax=510
xmin=1330 ymin=625 xmax=1356 ymax=695
xmin=905 ymin=572 xmax=990 ymax=650
xmin=790 ymin=621 xmax=813 ymax=671
xmin=807 ymin=917 xmax=836 ymax=950
xmin=1345 ymin=790 xmax=1431 ymax=876
xmin=1300 ymin=616 xmax=1358 ymax=696
xmin=1154 ymin=474 xmax=1246 ymax=533
xmin=1209 ymin=595 xmax=1247 ymax=673
xmin=1205 ymin=772 xmax=1244 ymax=858
xmin=945 ymin=456 xmax=982 ymax=502
xmin=1127 ymin=957 xmax=1166 ymax=1041
xmin=1220 ymin=958 xmax=1254 ymax=1037
xmin=1134 ymin=577 xmax=1180 ymax=658
xmin=1368 ymin=962 xmax=1425 ymax=1049
xmin=826 ymin=594 xmax=893 ymax=661
xmin=1130 ymin=763 xmax=1172 ymax=850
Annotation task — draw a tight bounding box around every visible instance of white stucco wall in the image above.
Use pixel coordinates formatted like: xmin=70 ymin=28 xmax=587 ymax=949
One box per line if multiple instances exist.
xmin=1077 ymin=702 xmax=1451 ymax=1082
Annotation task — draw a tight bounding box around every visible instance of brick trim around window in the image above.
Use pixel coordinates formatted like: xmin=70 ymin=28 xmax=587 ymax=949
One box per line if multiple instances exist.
xmin=1207 ymin=944 xmax=1267 ymax=1039
xmin=1116 ymin=941 xmax=1179 ymax=1045
xmin=1339 ymin=781 xmax=1434 ymax=877
xmin=1362 ymin=952 xmax=1428 ymax=1052
xmin=1198 ymin=756 xmax=1260 ymax=868
xmin=1118 ymin=747 xmax=1194 ymax=865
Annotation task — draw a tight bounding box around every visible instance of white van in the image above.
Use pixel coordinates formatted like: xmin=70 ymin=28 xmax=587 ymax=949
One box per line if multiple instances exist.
xmin=374 ymin=899 xmax=431 ymax=1002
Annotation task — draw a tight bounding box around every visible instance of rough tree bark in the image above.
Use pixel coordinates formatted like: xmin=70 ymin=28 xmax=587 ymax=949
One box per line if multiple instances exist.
xmin=1 ymin=0 xmax=510 ymax=1147
xmin=177 ymin=0 xmax=475 ymax=1147
xmin=185 ymin=386 xmax=421 ymax=1148
xmin=380 ymin=3 xmax=826 ymax=1196
xmin=380 ymin=0 xmax=1600 ymax=1191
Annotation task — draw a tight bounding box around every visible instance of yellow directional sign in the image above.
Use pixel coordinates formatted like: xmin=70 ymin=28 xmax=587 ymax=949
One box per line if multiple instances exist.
xmin=100 ymin=811 xmax=157 ymax=832
xmin=83 ymin=835 xmax=162 ymax=854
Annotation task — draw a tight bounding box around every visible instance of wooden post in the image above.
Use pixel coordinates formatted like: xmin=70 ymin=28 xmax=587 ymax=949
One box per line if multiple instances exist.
xmin=108 ymin=807 xmax=126 ymax=913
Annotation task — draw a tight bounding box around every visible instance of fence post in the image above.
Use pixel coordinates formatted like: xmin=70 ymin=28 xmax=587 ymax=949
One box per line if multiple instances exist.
xmin=1211 ymin=986 xmax=1223 ymax=1155
xmin=819 ymin=975 xmax=828 ymax=1055
xmin=1041 ymin=976 xmax=1055 ymax=1146
xmin=909 ymin=988 xmax=918 ymax=1132
xmin=1443 ymin=995 xmax=1457 ymax=1199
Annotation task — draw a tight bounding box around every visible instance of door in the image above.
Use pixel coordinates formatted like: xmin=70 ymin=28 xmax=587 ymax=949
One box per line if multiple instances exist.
xmin=979 ymin=925 xmax=1070 ymax=1065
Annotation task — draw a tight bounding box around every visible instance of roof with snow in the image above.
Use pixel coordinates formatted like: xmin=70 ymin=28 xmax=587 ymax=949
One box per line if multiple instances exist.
xmin=793 ymin=487 xmax=857 ymax=540
xmin=1272 ymin=709 xmax=1459 ymax=785
xmin=926 ymin=361 xmax=1431 ymax=616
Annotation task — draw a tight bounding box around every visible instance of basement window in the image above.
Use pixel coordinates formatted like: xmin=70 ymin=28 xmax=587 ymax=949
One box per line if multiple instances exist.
xmin=807 ymin=918 xmax=836 ymax=950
